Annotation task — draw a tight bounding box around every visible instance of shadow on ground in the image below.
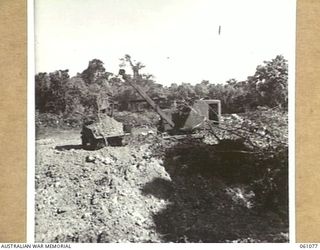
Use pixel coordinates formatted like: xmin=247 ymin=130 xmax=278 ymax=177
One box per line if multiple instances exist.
xmin=142 ymin=140 xmax=288 ymax=243
xmin=55 ymin=145 xmax=83 ymax=151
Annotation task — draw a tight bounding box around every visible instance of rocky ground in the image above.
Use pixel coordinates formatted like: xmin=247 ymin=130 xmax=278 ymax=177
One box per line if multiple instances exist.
xmin=35 ymin=110 xmax=289 ymax=243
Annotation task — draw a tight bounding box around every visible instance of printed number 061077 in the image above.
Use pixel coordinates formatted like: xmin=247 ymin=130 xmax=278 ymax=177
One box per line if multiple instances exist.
xmin=300 ymin=244 xmax=318 ymax=248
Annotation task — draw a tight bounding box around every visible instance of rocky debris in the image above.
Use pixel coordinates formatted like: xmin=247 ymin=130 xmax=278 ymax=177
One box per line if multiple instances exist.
xmin=36 ymin=139 xmax=171 ymax=243
xmin=35 ymin=108 xmax=288 ymax=243
xmin=85 ymin=156 xmax=95 ymax=163
xmin=86 ymin=155 xmax=114 ymax=165
xmin=37 ymin=138 xmax=55 ymax=145
xmin=84 ymin=115 xmax=124 ymax=139
xmin=216 ymin=109 xmax=288 ymax=149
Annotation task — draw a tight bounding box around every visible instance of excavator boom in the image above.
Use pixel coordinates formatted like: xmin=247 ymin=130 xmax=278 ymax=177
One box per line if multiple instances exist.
xmin=119 ymin=71 xmax=175 ymax=128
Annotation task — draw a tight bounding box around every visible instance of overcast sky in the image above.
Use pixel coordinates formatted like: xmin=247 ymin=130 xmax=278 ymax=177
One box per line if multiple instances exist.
xmin=35 ymin=0 xmax=296 ymax=86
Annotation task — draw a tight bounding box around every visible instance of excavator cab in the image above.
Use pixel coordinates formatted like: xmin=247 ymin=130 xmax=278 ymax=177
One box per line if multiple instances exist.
xmin=119 ymin=68 xmax=221 ymax=134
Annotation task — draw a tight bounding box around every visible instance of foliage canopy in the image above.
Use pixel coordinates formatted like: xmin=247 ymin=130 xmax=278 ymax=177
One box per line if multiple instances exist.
xmin=35 ymin=55 xmax=288 ymax=117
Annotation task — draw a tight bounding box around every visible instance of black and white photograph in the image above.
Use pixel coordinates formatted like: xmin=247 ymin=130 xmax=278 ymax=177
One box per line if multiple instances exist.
xmin=33 ymin=0 xmax=295 ymax=243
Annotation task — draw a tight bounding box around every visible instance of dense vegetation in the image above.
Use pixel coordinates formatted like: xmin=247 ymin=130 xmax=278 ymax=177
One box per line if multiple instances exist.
xmin=35 ymin=55 xmax=288 ymax=121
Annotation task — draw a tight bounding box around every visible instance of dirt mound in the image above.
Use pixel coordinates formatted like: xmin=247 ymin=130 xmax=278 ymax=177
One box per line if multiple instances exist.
xmin=36 ymin=137 xmax=170 ymax=243
xmin=35 ymin=108 xmax=288 ymax=243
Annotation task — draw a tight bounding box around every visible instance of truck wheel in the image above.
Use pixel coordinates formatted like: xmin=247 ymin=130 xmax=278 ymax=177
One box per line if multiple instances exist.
xmin=95 ymin=139 xmax=107 ymax=149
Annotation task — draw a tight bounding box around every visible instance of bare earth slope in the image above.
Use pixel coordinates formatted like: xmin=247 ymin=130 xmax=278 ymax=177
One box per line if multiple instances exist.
xmin=35 ymin=110 xmax=289 ymax=243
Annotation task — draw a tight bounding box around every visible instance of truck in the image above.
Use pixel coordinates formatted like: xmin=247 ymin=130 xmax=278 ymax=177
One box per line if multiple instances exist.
xmin=81 ymin=62 xmax=221 ymax=150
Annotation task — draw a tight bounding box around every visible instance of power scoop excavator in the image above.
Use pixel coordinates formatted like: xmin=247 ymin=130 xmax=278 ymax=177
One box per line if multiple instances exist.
xmin=81 ymin=64 xmax=221 ymax=150
xmin=118 ymin=69 xmax=221 ymax=133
